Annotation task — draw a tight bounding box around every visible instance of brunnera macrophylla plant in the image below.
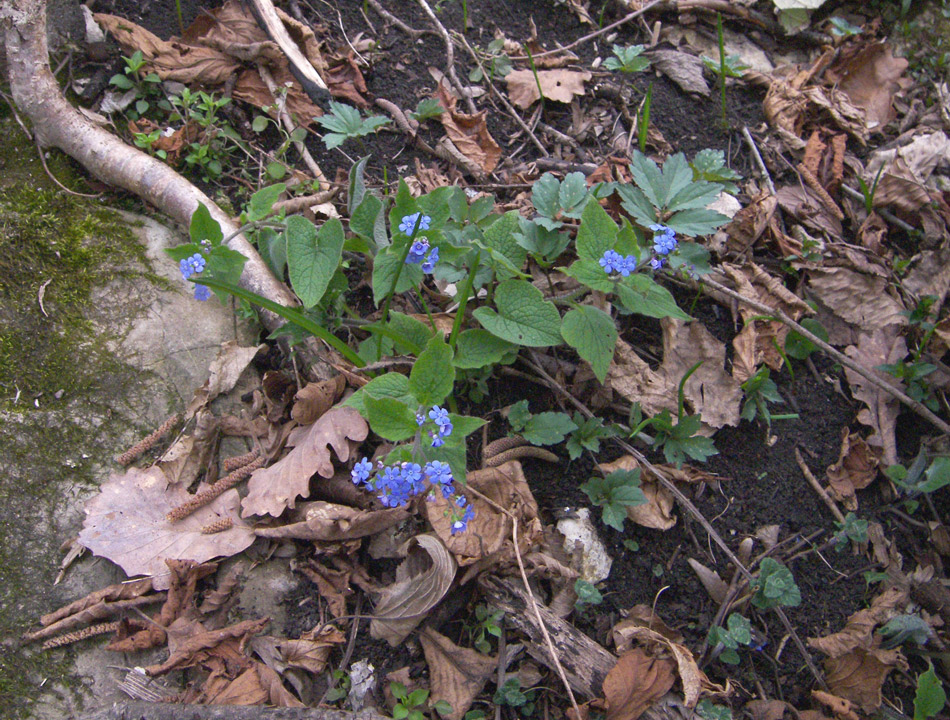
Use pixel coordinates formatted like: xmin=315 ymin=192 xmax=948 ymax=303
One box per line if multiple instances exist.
xmin=171 ymin=148 xmax=733 ymax=531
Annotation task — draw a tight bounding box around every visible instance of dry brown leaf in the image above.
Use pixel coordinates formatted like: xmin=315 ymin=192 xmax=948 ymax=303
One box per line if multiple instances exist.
xmin=647 ymin=50 xmax=710 ymax=96
xmin=146 ymin=617 xmax=269 ymax=676
xmin=280 ymin=626 xmax=346 ymax=674
xmin=775 ymin=185 xmax=843 ymax=239
xmin=256 ymin=662 xmax=306 ymax=707
xmin=612 ymin=624 xmax=723 ymax=707
xmin=254 ymin=500 xmax=411 ymax=541
xmin=844 ymin=329 xmax=907 ymax=465
xmin=686 ymin=558 xmax=729 ymax=605
xmin=291 ymin=375 xmax=346 ymax=425
xmin=601 ymin=649 xmax=676 ymax=720
xmin=811 ymin=691 xmax=860 ymax=720
xmin=505 ymin=69 xmax=592 ymax=109
xmin=436 ymin=85 xmax=501 ymax=175
xmin=825 ymin=430 xmax=880 ymax=511
xmin=808 ymin=587 xmax=907 ymax=657
xmin=371 ymin=535 xmax=457 ymax=645
xmin=745 ymin=699 xmax=794 ymax=720
xmin=185 ymin=341 xmax=263 ymax=419
xmin=425 ymin=460 xmax=543 ymax=566
xmin=419 ymin=628 xmax=497 ymax=720
xmin=808 ymin=268 xmax=906 ymax=332
xmin=297 ymin=558 xmax=353 ymax=618
xmin=324 ymin=49 xmax=369 ymax=107
xmin=823 ymin=648 xmax=907 ymax=713
xmin=613 ymin=606 xmax=683 ymax=644
xmin=208 ymin=665 xmax=270 ymax=706
xmin=607 ymin=319 xmax=743 ymax=430
xmin=157 ymin=409 xmax=218 ymax=486
xmin=831 ymin=43 xmax=908 ymax=132
xmin=241 ymin=406 xmax=368 ymax=518
xmin=724 ymin=192 xmax=777 ymax=254
xmin=865 ymin=132 xmax=949 ymax=214
xmin=599 ymin=456 xmax=674 ymax=530
xmin=79 ymin=466 xmax=255 ymax=591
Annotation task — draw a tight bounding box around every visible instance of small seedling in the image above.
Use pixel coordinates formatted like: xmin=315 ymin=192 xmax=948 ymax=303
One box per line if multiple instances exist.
xmin=879 ymin=613 xmax=933 ymax=648
xmin=566 ymin=413 xmax=618 ymax=459
xmin=914 ymin=662 xmax=946 ymax=720
xmin=751 ymin=558 xmax=801 ymax=608
xmin=316 ymin=101 xmax=390 ymax=150
xmin=506 ymin=400 xmax=578 ymax=446
xmin=574 ymin=579 xmax=604 ymax=609
xmin=493 ymin=679 xmax=536 ymax=717
xmin=410 ymin=98 xmax=445 ymax=123
xmin=581 ymin=469 xmax=647 ymax=531
xmin=740 ymin=366 xmax=791 ymax=429
xmin=707 ymin=613 xmax=753 ymax=665
xmin=324 ymin=669 xmax=351 ymax=703
xmin=637 ymin=83 xmax=653 ymax=153
xmin=469 ymin=38 xmax=513 ymax=82
xmin=832 ymin=512 xmax=868 ymax=551
xmin=604 ymin=44 xmax=650 ymax=74
xmin=701 ymin=14 xmax=749 ymax=128
xmin=470 ymin=604 xmax=503 ymax=654
xmin=696 ymin=700 xmax=733 ymax=720
xmin=857 ymin=164 xmax=886 ymax=214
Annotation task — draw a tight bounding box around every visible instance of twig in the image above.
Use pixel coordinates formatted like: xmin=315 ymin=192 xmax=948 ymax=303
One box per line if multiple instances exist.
xmin=839 ymin=184 xmax=917 ymax=233
xmin=270 ymin=189 xmax=339 ymax=215
xmin=366 ymin=0 xmax=424 ymax=39
xmin=741 ymin=125 xmax=775 ymax=195
xmin=508 ymin=0 xmax=665 ymax=60
xmin=415 ymin=0 xmax=477 ymax=114
xmin=34 ymin=137 xmax=100 ymax=198
xmin=258 ymin=65 xmax=330 ymax=190
xmin=699 ymin=274 xmax=950 ymax=436
xmin=794 ymin=447 xmax=845 ymax=523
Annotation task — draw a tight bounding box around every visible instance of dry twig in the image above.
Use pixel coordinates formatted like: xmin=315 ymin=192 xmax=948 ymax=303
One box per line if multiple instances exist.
xmin=794 ymin=448 xmax=846 ymax=523
xmin=415 ymin=0 xmax=477 ymax=114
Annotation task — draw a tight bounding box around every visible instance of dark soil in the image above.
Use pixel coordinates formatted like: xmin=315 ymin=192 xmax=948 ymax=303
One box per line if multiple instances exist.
xmin=73 ymin=0 xmax=933 ymax=714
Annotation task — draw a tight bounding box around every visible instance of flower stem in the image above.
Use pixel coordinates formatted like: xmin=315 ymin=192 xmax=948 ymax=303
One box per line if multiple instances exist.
xmin=448 ymin=248 xmax=481 ymax=352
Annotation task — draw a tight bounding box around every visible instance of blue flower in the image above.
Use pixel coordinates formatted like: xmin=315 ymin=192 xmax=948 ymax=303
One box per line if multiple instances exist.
xmin=451 ymin=502 xmax=475 ymax=534
xmin=650 ymin=257 xmax=665 ymax=271
xmin=416 ymin=413 xmax=426 ymax=426
xmin=352 ymin=457 xmax=373 ymax=485
xmin=194 ymin=284 xmax=212 ymax=302
xmin=421 ymin=247 xmax=439 ymax=274
xmin=429 ymin=406 xmax=450 ymax=428
xmin=431 ymin=432 xmax=445 ymax=448
xmin=179 ymin=253 xmax=206 ymax=280
xmin=650 ymin=224 xmax=677 ymax=256
xmin=399 ymin=212 xmax=431 ymax=236
xmin=424 ymin=461 xmax=454 ymax=487
xmin=406 ymin=238 xmax=430 ymax=265
xmin=617 ymin=255 xmax=638 ymax=277
xmin=599 ymin=249 xmax=623 ymax=274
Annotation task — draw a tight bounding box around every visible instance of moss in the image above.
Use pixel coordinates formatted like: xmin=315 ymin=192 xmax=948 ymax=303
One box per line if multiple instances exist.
xmin=0 ymin=184 xmax=156 ymax=718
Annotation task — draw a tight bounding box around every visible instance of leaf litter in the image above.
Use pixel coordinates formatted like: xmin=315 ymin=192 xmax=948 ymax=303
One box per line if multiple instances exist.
xmin=22 ymin=0 xmax=950 ymax=718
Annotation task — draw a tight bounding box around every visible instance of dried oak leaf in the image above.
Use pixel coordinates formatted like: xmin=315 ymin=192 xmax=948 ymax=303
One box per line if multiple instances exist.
xmin=844 ymin=328 xmax=907 ymax=465
xmin=436 ymin=84 xmax=501 ymax=175
xmin=505 ymin=69 xmax=592 ymax=109
xmin=185 ymin=340 xmax=263 ymax=419
xmin=825 ymin=430 xmax=880 ymax=511
xmin=823 ymin=647 xmax=907 ymax=713
xmin=425 ymin=460 xmax=542 ymax=565
xmin=865 ymin=132 xmax=949 ymax=213
xmin=808 ymin=587 xmax=907 ymax=658
xmin=79 ymin=467 xmax=255 ymax=591
xmin=291 ymin=375 xmax=346 ymax=425
xmin=146 ymin=617 xmax=269 ymax=676
xmin=241 ymin=406 xmax=368 ymax=518
xmin=599 ymin=456 xmax=674 ymax=530
xmin=601 ymin=649 xmax=676 ymax=720
xmin=808 ymin=268 xmax=906 ymax=332
xmin=157 ymin=408 xmax=218 ymax=486
xmin=370 ymin=535 xmax=457 ymax=646
xmin=419 ymin=628 xmax=497 ymax=720
xmin=607 ymin=319 xmax=742 ymax=430
xmin=830 ymin=43 xmax=908 ymax=132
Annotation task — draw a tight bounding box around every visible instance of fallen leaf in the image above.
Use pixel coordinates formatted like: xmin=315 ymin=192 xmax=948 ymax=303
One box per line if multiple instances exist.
xmin=419 ymin=628 xmax=497 ymax=720
xmin=157 ymin=409 xmax=218 ymax=486
xmin=79 ymin=467 xmax=255 ymax=591
xmin=324 ymin=48 xmax=369 ymax=107
xmin=844 ymin=328 xmax=907 ymax=465
xmin=256 ymin=663 xmax=306 ymax=707
xmin=599 ymin=456 xmax=675 ymax=530
xmin=830 ymin=43 xmax=908 ymax=132
xmin=607 ymin=319 xmax=743 ymax=430
xmin=436 ymin=85 xmax=501 ymax=175
xmin=425 ymin=460 xmax=543 ymax=566
xmin=775 ymin=185 xmax=843 ymax=239
xmin=254 ymin=500 xmax=411 ymax=541
xmin=291 ymin=375 xmax=347 ymax=425
xmin=370 ymin=535 xmax=457 ymax=645
xmin=146 ymin=617 xmax=269 ymax=676
xmin=208 ymin=665 xmax=270 ymax=706
xmin=825 ymin=430 xmax=880 ymax=511
xmin=505 ymin=69 xmax=592 ymax=109
xmin=613 ymin=605 xmax=683 ymax=644
xmin=601 ymin=649 xmax=676 ymax=720
xmin=823 ymin=647 xmax=907 ymax=713
xmin=865 ymin=132 xmax=950 ymax=213
xmin=723 ymin=192 xmax=777 ymax=254
xmin=808 ymin=268 xmax=906 ymax=332
xmin=808 ymin=587 xmax=907 ymax=657
xmin=686 ymin=558 xmax=729 ymax=605
xmin=241 ymin=406 xmax=368 ymax=518
xmin=185 ymin=341 xmax=263 ymax=418
xmin=647 ymin=50 xmax=710 ymax=96
xmin=745 ymin=699 xmax=795 ymax=720
xmin=811 ymin=690 xmax=860 ymax=720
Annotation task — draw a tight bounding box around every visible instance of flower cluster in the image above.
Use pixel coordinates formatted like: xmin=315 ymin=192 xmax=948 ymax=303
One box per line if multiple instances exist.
xmin=399 ymin=212 xmax=431 ymax=236
xmin=418 ymin=404 xmax=453 ymax=447
xmin=179 ymin=253 xmax=212 ymax=302
xmin=351 ymin=457 xmax=474 ymax=533
xmin=649 ymin=224 xmax=678 ymax=270
xmin=599 ymin=250 xmax=638 ymax=277
xmin=402 ymin=213 xmax=439 ymax=274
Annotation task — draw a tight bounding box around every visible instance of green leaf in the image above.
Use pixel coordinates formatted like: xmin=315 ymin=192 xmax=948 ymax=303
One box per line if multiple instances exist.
xmin=521 ymin=411 xmax=578 ymax=445
xmin=752 ymin=558 xmax=801 ymax=609
xmin=454 ymin=329 xmax=518 ymax=369
xmin=726 ymin=613 xmax=752 ymax=644
xmin=558 ymin=172 xmax=590 ymax=218
xmin=387 ymin=312 xmax=434 ymax=354
xmin=205 ymin=247 xmax=248 ymax=291
xmin=190 ymin=202 xmax=224 ymax=244
xmin=914 ymin=662 xmax=946 ymax=720
xmin=785 ymin=317 xmax=828 ymax=360
xmin=285 ymin=216 xmax=344 ymax=308
xmin=247 ymin=183 xmax=286 ymax=222
xmin=251 ymin=115 xmax=269 ymax=132
xmin=616 ymin=275 xmax=690 ymax=320
xmin=616 ymin=184 xmax=657 ymax=227
xmin=394 ymin=706 xmax=409 ymax=720
xmin=344 ymin=372 xmax=413 ymax=415
xmin=665 ymin=208 xmax=729 ymax=236
xmin=266 ymin=162 xmax=287 ymax=180
xmin=575 ymin=201 xmax=619 ymax=262
xmin=600 ymin=503 xmax=628 ymax=531
xmin=574 ymin=579 xmax=603 ymax=606
xmin=351 ymin=193 xmax=386 ymax=249
xmin=407 ymin=689 xmax=430 ymax=707
xmin=109 ymin=73 xmax=134 ymax=90
xmin=666 ymin=180 xmax=722 ymax=212
xmin=628 ymin=151 xmax=665 ymax=209
xmin=372 ymin=244 xmax=422 ymax=305
xmin=364 ymin=395 xmax=419 ymax=441
xmin=433 ymin=700 xmax=454 ymax=717
xmin=507 ymin=400 xmax=530 ymax=432
xmin=348 ymin=155 xmax=372 ymax=215
xmin=482 ymin=210 xmax=527 ymax=275
xmin=561 ymin=305 xmax=617 ymax=383
xmin=532 ymin=173 xmax=560 ymax=218
xmin=472 ymin=280 xmax=562 ymax=347
xmin=920 ymin=456 xmax=950 ymax=494
xmin=409 ymin=336 xmax=456 ymax=406
xmin=563 ymin=259 xmax=615 ymax=293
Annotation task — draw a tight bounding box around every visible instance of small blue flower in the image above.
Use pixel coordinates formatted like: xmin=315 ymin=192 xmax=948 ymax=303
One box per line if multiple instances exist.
xmin=451 ymin=502 xmax=475 ymax=534
xmin=424 ymin=461 xmax=453 ymax=486
xmin=421 ymin=247 xmax=439 ymax=274
xmin=399 ymin=212 xmax=432 ymax=236
xmin=431 ymin=432 xmax=445 ymax=448
xmin=194 ymin=284 xmax=212 ymax=302
xmin=599 ymin=249 xmax=623 ymax=274
xmin=440 ymin=481 xmax=456 ymax=498
xmin=650 ymin=257 xmax=665 ymax=271
xmin=406 ymin=238 xmax=430 ymax=264
xmin=416 ymin=413 xmax=426 ymax=426
xmin=352 ymin=457 xmax=373 ymax=485
xmin=179 ymin=253 xmax=206 ymax=280
xmin=650 ymin=224 xmax=677 ymax=256
xmin=429 ymin=406 xmax=450 ymax=428
xmin=617 ymin=255 xmax=638 ymax=277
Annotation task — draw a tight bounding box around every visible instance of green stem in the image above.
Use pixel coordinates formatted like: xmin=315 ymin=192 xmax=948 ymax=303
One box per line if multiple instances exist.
xmin=376 ymin=213 xmax=425 ymax=354
xmin=413 ymin=281 xmax=438 ymax=332
xmin=448 ymin=249 xmax=481 ymax=352
xmin=191 ymin=276 xmax=365 ymax=367
xmin=523 ymin=44 xmax=545 ymax=110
